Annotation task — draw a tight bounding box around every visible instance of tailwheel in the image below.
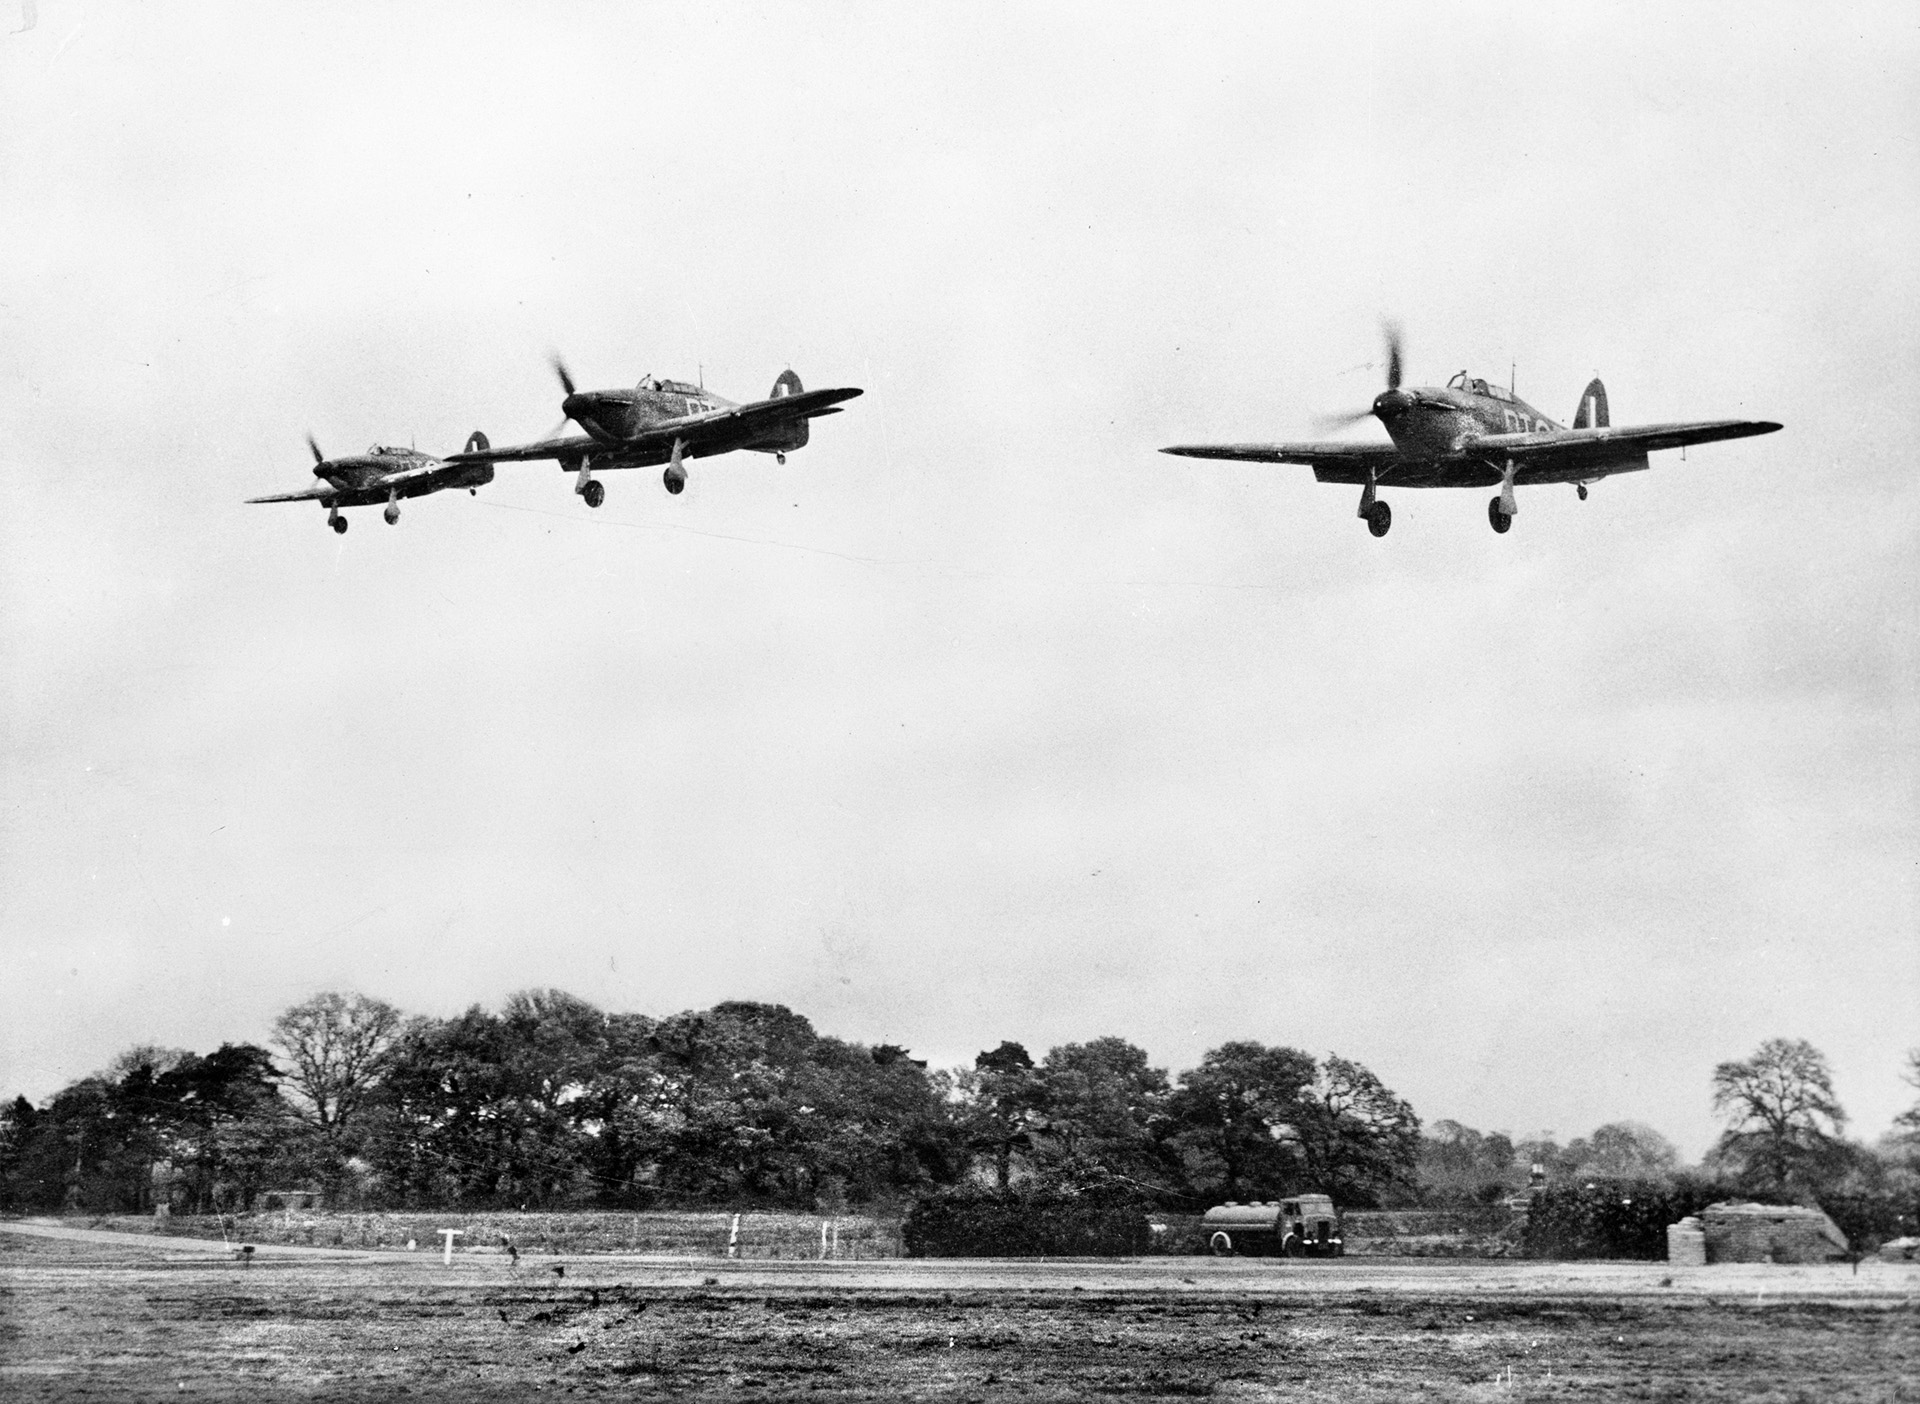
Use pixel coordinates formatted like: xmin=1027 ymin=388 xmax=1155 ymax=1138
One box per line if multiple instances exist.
xmin=1365 ymin=500 xmax=1391 ymax=537
xmin=776 ymin=452 xmax=787 ymax=465
xmin=1488 ymin=496 xmax=1512 ymax=534
xmin=582 ymin=480 xmax=605 ymax=509
xmin=330 ymin=516 xmax=349 ymax=535
xmin=663 ymin=468 xmax=686 ymax=495
xmin=1576 ymin=484 xmax=1589 ymax=501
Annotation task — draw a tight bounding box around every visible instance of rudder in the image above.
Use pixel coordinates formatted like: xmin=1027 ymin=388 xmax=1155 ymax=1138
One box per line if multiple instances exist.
xmin=1573 ymin=379 xmax=1609 ymax=429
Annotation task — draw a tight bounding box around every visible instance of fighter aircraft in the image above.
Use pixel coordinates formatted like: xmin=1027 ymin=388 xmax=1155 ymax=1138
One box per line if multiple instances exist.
xmin=246 ymin=432 xmax=494 ymax=534
xmin=445 ymin=360 xmax=862 ymax=506
xmin=1161 ymin=328 xmax=1781 ymax=536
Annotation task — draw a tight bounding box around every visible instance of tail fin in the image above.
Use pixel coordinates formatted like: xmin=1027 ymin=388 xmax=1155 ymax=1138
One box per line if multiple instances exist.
xmin=770 ymin=368 xmax=803 ymax=399
xmin=1573 ymin=379 xmax=1609 ymax=429
xmin=464 ymin=430 xmax=490 ymax=454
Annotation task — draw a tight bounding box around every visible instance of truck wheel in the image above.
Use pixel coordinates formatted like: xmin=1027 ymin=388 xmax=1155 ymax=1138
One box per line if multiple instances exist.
xmin=1283 ymin=1234 xmax=1304 ymax=1259
xmin=1208 ymin=1231 xmax=1233 ymax=1257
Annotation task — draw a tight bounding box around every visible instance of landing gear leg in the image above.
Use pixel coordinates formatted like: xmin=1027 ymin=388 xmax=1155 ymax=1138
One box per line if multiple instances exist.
xmin=1357 ymin=471 xmax=1390 ymax=537
xmin=663 ymin=438 xmax=687 ymax=495
xmin=575 ymin=459 xmax=604 ymax=508
xmin=1489 ymin=458 xmax=1517 ymax=533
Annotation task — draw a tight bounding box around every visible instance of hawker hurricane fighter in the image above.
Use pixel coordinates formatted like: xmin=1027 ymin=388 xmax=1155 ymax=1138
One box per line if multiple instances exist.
xmin=448 ymin=360 xmax=863 ymax=506
xmin=246 ymin=433 xmax=494 ymax=534
xmin=1162 ymin=328 xmax=1781 ymax=536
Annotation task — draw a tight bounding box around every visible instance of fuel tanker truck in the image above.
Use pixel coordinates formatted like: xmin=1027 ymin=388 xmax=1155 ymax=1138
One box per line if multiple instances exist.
xmin=1201 ymin=1195 xmax=1343 ymax=1258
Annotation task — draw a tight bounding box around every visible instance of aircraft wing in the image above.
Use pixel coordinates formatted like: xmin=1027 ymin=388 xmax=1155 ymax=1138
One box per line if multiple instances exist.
xmin=1160 ymin=441 xmax=1402 ymax=467
xmin=1159 ymin=441 xmax=1411 ymax=484
xmin=246 ymin=484 xmax=335 ymax=504
xmin=1468 ymin=419 xmax=1781 ymax=466
xmin=446 ymin=434 xmax=599 ymax=465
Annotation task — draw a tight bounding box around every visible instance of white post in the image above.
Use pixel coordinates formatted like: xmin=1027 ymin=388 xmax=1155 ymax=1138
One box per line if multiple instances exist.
xmin=820 ymin=1221 xmax=829 ymax=1260
xmin=831 ymin=1221 xmax=839 ymax=1259
xmin=438 ymin=1228 xmax=463 ymax=1266
xmin=727 ymin=1214 xmax=740 ymax=1259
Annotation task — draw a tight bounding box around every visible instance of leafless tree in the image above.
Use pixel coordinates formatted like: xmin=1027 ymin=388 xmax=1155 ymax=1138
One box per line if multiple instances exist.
xmin=270 ymin=991 xmax=403 ymax=1144
xmin=1710 ymin=1037 xmax=1847 ymax=1192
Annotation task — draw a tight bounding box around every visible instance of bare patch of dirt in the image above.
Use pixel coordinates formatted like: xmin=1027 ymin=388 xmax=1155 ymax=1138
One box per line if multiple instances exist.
xmin=3 ymin=1229 xmax=1915 ymax=1400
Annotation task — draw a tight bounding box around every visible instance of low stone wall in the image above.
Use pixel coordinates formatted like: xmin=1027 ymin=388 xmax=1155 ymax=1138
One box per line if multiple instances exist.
xmin=1342 ymin=1208 xmax=1523 ymax=1259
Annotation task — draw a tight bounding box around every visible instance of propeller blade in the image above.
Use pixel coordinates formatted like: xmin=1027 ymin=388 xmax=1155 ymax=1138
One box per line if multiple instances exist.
xmin=306 ymin=433 xmax=325 ymax=466
xmin=550 ymin=354 xmax=576 ymax=398
xmin=1383 ymin=321 xmax=1404 ymax=392
xmin=1313 ymin=407 xmax=1377 ymax=432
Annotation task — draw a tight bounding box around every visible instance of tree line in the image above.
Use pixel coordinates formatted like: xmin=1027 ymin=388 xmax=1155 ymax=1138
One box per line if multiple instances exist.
xmin=1 ymin=992 xmax=1913 ymax=1222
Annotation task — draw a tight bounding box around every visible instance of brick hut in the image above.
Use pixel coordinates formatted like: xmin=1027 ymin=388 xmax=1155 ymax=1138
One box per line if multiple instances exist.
xmin=1699 ymin=1202 xmax=1847 ymax=1264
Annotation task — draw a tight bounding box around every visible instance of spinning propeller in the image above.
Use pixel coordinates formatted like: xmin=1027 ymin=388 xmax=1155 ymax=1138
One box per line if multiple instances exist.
xmin=1315 ymin=323 xmax=1436 ymax=429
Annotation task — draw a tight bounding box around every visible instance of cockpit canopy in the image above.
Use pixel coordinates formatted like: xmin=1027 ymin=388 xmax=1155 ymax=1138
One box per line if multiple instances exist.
xmin=637 ymin=375 xmax=702 ymax=396
xmin=1447 ymin=371 xmax=1512 ymax=402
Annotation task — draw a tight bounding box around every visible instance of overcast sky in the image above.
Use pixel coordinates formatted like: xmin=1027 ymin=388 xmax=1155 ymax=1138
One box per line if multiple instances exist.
xmin=2 ymin=4 xmax=1914 ymax=1159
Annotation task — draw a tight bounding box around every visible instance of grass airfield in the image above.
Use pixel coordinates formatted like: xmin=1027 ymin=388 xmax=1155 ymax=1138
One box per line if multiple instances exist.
xmin=2 ymin=1220 xmax=1915 ymax=1401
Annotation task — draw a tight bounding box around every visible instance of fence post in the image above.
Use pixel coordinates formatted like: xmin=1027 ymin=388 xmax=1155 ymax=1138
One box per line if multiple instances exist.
xmin=727 ymin=1214 xmax=740 ymax=1259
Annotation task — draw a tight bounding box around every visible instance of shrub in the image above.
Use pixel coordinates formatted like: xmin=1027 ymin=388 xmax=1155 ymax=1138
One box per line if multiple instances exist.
xmin=903 ymin=1184 xmax=1155 ymax=1258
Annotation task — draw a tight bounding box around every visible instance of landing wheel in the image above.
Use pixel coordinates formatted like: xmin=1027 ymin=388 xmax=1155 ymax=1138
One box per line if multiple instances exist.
xmin=1208 ymin=1232 xmax=1233 ymax=1258
xmin=384 ymin=505 xmax=400 ymax=525
xmin=776 ymin=452 xmax=787 ymax=466
xmin=1576 ymin=484 xmax=1588 ymax=501
xmin=1488 ymin=496 xmax=1512 ymax=534
xmin=664 ymin=469 xmax=686 ymax=496
xmin=1365 ymin=500 xmax=1391 ymax=537
xmin=582 ymin=480 xmax=605 ymax=509
xmin=331 ymin=516 xmax=349 ymax=535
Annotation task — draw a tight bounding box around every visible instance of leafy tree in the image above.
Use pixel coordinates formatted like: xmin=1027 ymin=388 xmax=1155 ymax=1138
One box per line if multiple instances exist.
xmin=1166 ymin=1041 xmax=1315 ymax=1201
xmin=149 ymin=1043 xmax=288 ymax=1213
xmin=1710 ymin=1037 xmax=1848 ymax=1194
xmin=371 ymin=1004 xmax=584 ymax=1207
xmin=1566 ymin=1122 xmax=1680 ymax=1180
xmin=1417 ymin=1120 xmax=1518 ymax=1206
xmin=1286 ymin=1055 xmax=1421 ymax=1207
xmin=0 ymin=1094 xmax=48 ymax=1211
xmin=955 ymin=1041 xmax=1045 ymax=1190
xmin=1031 ymin=1037 xmax=1172 ymax=1187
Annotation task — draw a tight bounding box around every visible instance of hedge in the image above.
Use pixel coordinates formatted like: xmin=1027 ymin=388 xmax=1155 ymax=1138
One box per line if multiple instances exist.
xmin=1521 ymin=1177 xmax=1728 ymax=1260
xmin=902 ymin=1185 xmax=1155 ymax=1258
